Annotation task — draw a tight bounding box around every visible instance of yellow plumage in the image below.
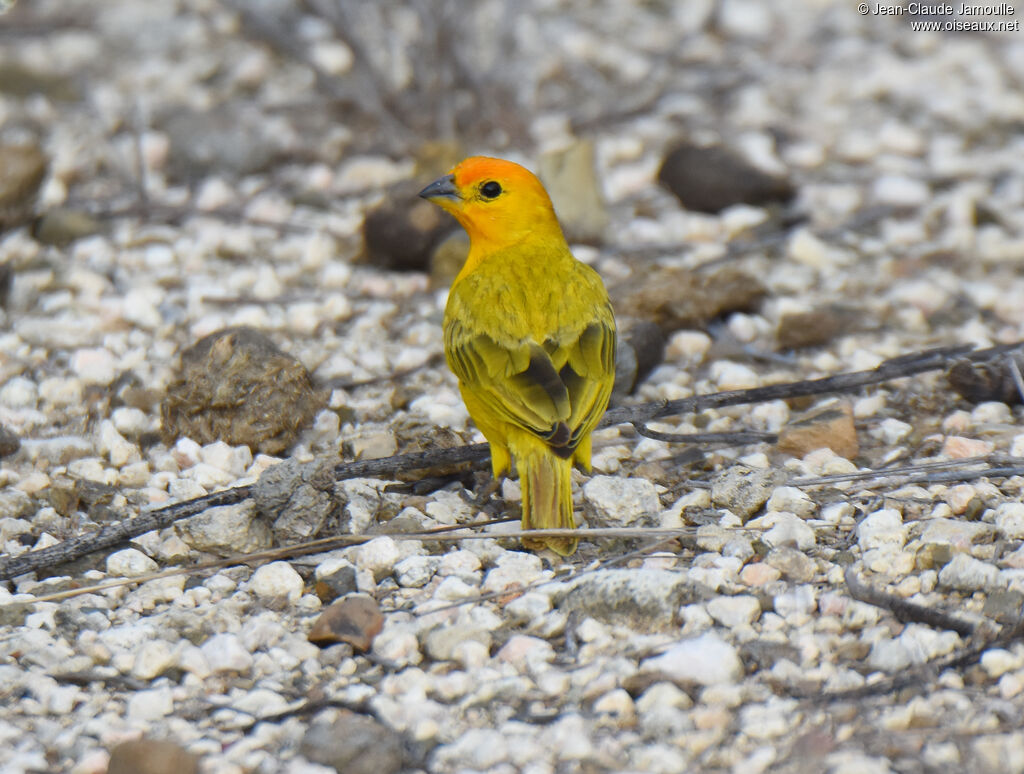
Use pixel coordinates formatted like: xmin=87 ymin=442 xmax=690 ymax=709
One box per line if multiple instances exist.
xmin=419 ymin=156 xmax=616 ymax=555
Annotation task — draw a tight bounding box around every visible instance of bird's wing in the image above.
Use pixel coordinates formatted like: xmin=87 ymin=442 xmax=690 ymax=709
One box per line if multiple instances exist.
xmin=446 ymin=320 xmax=570 ymax=443
xmin=445 ymin=301 xmax=616 ymax=455
xmin=556 ymin=303 xmax=616 ymax=448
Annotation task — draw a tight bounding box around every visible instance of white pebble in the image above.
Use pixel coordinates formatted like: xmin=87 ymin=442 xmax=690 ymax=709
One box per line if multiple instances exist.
xmin=98 ymin=420 xmax=141 ymax=467
xmin=872 ymin=175 xmax=929 ymax=207
xmin=873 ymin=418 xmax=912 ymax=445
xmin=710 ymin=361 xmax=760 ymax=390
xmin=869 ymin=639 xmax=912 ymax=672
xmin=981 ymin=648 xmax=1023 ymax=678
xmin=200 ymin=441 xmax=253 ymax=477
xmin=774 ymin=585 xmax=817 ymax=620
xmin=665 ymin=330 xmax=711 ymax=362
xmin=766 ymin=487 xmax=815 ymax=518
xmin=641 ymin=633 xmax=742 ymax=685
xmin=126 ymin=686 xmax=174 ymax=720
xmin=250 ymin=561 xmax=304 ymax=607
xmin=69 ymin=348 xmax=119 ymax=386
xmin=111 ymin=407 xmax=149 ymax=438
xmin=583 ymin=475 xmax=661 ymax=526
xmin=200 ymin=633 xmax=254 ymax=673
xmin=394 ymin=555 xmax=439 ymax=588
xmin=706 ymin=595 xmax=762 ymax=628
xmin=994 ymin=503 xmax=1024 ymax=540
xmin=0 ymin=377 xmax=38 ymax=409
xmin=971 ymin=401 xmax=1012 ymax=425
xmin=131 ymin=640 xmax=175 ymax=680
xmin=497 ymin=635 xmax=555 ymax=670
xmin=857 ymin=509 xmax=907 ymax=550
xmin=353 ymin=536 xmax=401 ymax=581
xmin=763 ymin=513 xmax=816 ymax=550
xmin=106 ymin=548 xmax=158 ymax=578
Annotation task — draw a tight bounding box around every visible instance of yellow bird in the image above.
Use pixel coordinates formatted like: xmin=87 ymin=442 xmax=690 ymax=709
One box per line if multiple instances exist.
xmin=419 ymin=156 xmax=616 ymax=555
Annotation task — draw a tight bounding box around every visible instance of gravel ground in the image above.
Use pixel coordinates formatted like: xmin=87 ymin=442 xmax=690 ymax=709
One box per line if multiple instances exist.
xmin=2 ymin=1 xmax=1024 ymax=772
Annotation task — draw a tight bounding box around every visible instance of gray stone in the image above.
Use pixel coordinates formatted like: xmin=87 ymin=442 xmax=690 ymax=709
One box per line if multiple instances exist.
xmin=394 ymin=555 xmax=440 ymax=588
xmin=106 ymin=548 xmax=158 ymax=578
xmin=254 ymin=457 xmax=340 ymax=543
xmin=583 ymin=475 xmax=661 ymax=527
xmin=765 ymin=546 xmax=816 ymax=582
xmin=711 ymin=467 xmax=785 ymax=522
xmin=0 ymin=488 xmax=33 ymax=519
xmin=706 ymin=595 xmax=762 ymax=628
xmin=422 ymin=624 xmax=492 ymax=662
xmin=163 ymin=106 xmax=283 ymax=180
xmin=176 ymin=501 xmax=273 ymax=555
xmin=938 ymin=553 xmax=1003 ymax=592
xmin=868 ymin=639 xmax=912 ymax=672
xmin=857 ymin=509 xmax=907 ymax=549
xmin=562 ymin=569 xmax=695 ymax=632
xmin=300 ymin=712 xmax=405 ymax=774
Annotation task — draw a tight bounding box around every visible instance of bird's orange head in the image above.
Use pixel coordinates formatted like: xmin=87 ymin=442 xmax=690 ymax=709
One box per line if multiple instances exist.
xmin=418 ymin=156 xmax=565 ymax=251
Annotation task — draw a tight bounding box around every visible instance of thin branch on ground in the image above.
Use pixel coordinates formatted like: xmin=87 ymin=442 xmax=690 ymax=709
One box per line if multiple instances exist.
xmin=799 ymin=569 xmax=1022 ymax=704
xmin=20 ymin=525 xmax=694 ymax=602
xmin=2 ymin=341 xmax=1022 ymax=581
xmin=1007 ymin=353 xmax=1024 ymax=404
xmin=844 ymin=568 xmax=978 ymax=638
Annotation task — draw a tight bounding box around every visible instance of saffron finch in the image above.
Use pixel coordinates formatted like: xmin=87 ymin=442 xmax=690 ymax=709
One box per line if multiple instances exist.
xmin=419 ymin=157 xmax=616 ymax=555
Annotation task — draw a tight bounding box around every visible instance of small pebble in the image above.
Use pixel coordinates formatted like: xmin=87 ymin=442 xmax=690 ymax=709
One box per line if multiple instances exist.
xmin=641 ymin=633 xmax=743 ymax=686
xmin=106 ymin=548 xmax=158 ymax=578
xmin=250 ymin=561 xmax=304 ymax=608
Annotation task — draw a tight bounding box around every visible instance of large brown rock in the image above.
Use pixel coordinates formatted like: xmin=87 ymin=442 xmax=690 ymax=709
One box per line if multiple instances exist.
xmin=161 ymin=327 xmax=324 ymax=454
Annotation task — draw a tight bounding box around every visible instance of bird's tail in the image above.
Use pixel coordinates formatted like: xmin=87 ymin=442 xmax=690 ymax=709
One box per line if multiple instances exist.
xmin=519 ymin=447 xmax=576 ymax=555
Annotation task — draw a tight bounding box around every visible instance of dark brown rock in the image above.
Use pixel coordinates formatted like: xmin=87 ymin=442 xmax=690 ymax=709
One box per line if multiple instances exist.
xmin=947 ymin=352 xmax=1024 ymax=406
xmin=161 ymin=327 xmax=324 ymax=454
xmin=658 ymin=142 xmax=794 ymax=214
xmin=314 ymin=562 xmax=359 ymax=603
xmin=107 ymin=739 xmax=200 ymax=774
xmin=710 ymin=467 xmax=786 ymax=523
xmin=776 ymin=401 xmax=858 ymax=460
xmin=363 ymin=180 xmax=458 ymax=273
xmin=308 ymin=595 xmax=384 ymax=652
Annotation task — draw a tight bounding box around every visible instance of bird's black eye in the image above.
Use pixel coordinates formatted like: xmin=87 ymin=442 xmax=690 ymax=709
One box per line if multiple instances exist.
xmin=480 ymin=181 xmax=502 ymax=199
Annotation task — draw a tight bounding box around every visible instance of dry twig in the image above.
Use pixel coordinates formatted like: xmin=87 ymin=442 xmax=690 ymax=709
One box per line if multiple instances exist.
xmin=2 ymin=341 xmax=1022 ymax=581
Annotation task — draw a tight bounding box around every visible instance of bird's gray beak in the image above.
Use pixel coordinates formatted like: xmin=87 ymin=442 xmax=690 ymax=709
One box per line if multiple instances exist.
xmin=418 ymin=173 xmax=460 ymax=202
